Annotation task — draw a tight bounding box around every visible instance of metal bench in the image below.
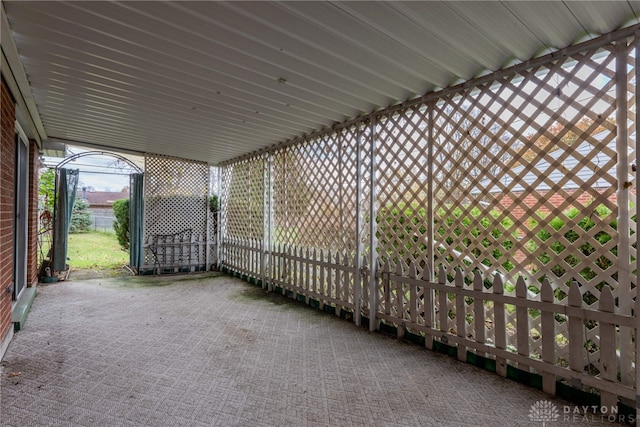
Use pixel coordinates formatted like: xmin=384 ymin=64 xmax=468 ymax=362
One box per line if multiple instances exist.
xmin=148 ymin=229 xmax=194 ymax=274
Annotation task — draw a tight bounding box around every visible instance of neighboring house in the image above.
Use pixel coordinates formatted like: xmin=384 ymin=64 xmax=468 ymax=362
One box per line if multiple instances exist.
xmin=473 ymin=132 xmax=633 ymax=219
xmin=77 ymin=189 xmax=129 ymax=231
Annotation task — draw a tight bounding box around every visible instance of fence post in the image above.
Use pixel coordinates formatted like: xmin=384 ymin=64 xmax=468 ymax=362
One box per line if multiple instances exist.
xmin=515 ymin=276 xmax=530 ymax=371
xmin=540 ymin=278 xmax=556 ymax=395
xmin=305 ymin=248 xmax=311 ymax=304
xmin=361 ymin=255 xmax=369 ymax=318
xmin=473 ymin=270 xmax=485 ymax=357
xmin=384 ymin=259 xmax=391 ymax=318
xmin=292 ymin=245 xmax=299 ymax=300
xmin=395 ymin=262 xmax=404 ymax=338
xmin=423 ymin=263 xmax=434 ymax=350
xmin=599 ymin=286 xmax=617 ymax=410
xmin=493 ymin=274 xmax=507 ymax=377
xmin=312 ymin=248 xmax=318 ymax=299
xmin=409 ymin=262 xmax=418 ymax=327
xmin=454 ymin=269 xmax=466 ymax=361
xmin=568 ymin=281 xmax=584 ymax=389
xmin=438 ymin=265 xmax=448 ymax=342
xmin=334 ymin=251 xmax=342 ymax=317
xmin=319 ymin=249 xmax=325 ymax=310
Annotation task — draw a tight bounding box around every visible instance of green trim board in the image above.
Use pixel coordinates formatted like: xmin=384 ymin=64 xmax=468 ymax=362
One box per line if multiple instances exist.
xmin=12 ymin=286 xmax=36 ymax=332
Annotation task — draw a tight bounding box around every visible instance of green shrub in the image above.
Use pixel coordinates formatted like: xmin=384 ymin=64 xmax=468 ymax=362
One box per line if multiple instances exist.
xmin=209 ymin=194 xmax=219 ymax=213
xmin=378 ymin=200 xmax=617 ymax=290
xmin=113 ymin=199 xmax=129 ymax=251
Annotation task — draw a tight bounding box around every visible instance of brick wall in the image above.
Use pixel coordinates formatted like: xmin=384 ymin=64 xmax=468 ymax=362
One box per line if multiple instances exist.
xmin=27 ymin=141 xmax=40 ymax=285
xmin=0 ymin=78 xmax=16 ymax=345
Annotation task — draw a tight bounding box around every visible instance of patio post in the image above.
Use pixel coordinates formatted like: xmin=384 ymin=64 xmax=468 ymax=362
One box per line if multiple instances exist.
xmin=427 ymin=102 xmax=435 ymax=281
xmin=354 ymin=121 xmax=363 ymax=326
xmin=216 ymin=166 xmax=223 ymax=271
xmin=264 ymin=154 xmax=273 ymax=290
xmin=634 ymin=31 xmax=640 ymax=427
xmin=206 ymin=163 xmax=211 ymax=271
xmin=369 ymin=118 xmax=378 ymax=332
xmin=616 ymin=39 xmax=633 ymax=389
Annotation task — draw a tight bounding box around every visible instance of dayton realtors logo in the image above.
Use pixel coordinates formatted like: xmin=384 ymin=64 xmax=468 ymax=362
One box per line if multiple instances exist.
xmin=529 ymin=400 xmax=559 ymax=426
xmin=528 ymin=400 xmax=634 ymax=424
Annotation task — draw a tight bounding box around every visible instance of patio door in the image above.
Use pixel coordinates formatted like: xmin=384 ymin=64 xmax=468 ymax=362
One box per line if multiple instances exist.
xmin=13 ymin=125 xmax=28 ymax=300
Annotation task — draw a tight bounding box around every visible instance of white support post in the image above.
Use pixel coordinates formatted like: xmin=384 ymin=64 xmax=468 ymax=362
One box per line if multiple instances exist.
xmin=264 ymin=154 xmax=274 ymax=290
xmin=369 ymin=118 xmax=378 ymax=332
xmin=634 ymin=31 xmax=640 ymax=427
xmin=616 ymin=40 xmax=633 ymax=388
xmin=260 ymin=156 xmax=266 ymax=288
xmin=427 ymin=103 xmax=434 ymax=280
xmin=216 ymin=166 xmax=223 ymax=271
xmin=206 ymin=163 xmax=211 ymax=271
xmin=354 ymin=122 xmax=363 ymax=326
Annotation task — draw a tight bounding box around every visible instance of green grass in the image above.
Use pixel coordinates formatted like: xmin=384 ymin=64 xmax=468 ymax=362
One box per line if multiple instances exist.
xmin=67 ymin=230 xmax=128 ymax=269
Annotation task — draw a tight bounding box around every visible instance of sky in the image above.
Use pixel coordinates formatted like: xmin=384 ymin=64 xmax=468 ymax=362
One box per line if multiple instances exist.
xmin=43 ymin=146 xmax=143 ymax=192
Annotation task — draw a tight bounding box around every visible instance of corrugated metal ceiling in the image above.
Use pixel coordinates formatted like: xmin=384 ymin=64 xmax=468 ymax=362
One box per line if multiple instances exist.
xmin=3 ymin=1 xmax=640 ymax=164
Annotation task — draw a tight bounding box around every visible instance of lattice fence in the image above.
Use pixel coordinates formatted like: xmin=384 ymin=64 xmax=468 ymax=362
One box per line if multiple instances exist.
xmin=272 ymin=128 xmax=359 ymax=252
xmin=209 ymin=166 xmax=221 ymax=268
xmin=220 ymin=156 xmax=265 ymax=279
xmin=218 ymin=31 xmax=638 ymax=406
xmin=143 ymin=154 xmax=209 ymax=273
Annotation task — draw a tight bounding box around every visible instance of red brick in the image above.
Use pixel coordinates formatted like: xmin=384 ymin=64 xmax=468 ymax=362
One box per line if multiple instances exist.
xmin=0 ymin=77 xmax=16 ymax=345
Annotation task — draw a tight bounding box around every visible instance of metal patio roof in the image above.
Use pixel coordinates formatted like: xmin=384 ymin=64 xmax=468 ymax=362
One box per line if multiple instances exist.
xmin=2 ymin=1 xmax=639 ymax=165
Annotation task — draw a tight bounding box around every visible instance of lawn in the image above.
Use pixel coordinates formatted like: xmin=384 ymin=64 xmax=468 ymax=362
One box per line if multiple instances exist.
xmin=67 ymin=230 xmax=128 ymax=269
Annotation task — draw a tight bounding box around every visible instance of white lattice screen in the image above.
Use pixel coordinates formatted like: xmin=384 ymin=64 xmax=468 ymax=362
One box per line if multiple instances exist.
xmin=221 ymin=157 xmax=264 ymax=240
xmin=143 ymin=154 xmax=209 ymax=270
xmin=272 ymin=127 xmax=360 ymax=252
xmin=429 ymin=42 xmax=635 ymax=376
xmin=220 ymin=157 xmax=265 ymax=279
xmin=218 ymin=32 xmax=638 ymax=402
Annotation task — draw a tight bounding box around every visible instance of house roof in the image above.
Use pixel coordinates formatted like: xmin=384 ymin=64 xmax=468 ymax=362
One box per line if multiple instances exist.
xmin=80 ymin=191 xmax=129 ymax=207
xmin=477 ymin=131 xmax=631 ymax=194
xmin=2 ymin=1 xmax=639 ymax=165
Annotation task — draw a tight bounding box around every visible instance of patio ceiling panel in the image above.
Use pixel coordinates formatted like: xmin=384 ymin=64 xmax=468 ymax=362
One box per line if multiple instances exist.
xmin=2 ymin=1 xmax=640 ymax=164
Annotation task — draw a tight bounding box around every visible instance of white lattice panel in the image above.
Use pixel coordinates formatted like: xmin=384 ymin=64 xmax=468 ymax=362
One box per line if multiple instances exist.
xmin=373 ymin=106 xmax=430 ymax=275
xmin=143 ymin=154 xmax=209 ymax=268
xmin=272 ymin=127 xmax=359 ymax=252
xmin=221 ymin=157 xmax=265 ymax=241
xmin=217 ymin=33 xmax=638 ymax=395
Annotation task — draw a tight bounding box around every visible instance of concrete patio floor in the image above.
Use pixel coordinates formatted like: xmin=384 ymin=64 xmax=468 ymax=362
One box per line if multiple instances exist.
xmin=0 ymin=273 xmax=620 ymax=426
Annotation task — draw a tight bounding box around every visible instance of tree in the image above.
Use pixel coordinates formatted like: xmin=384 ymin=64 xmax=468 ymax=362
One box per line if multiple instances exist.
xmin=113 ymin=199 xmax=130 ymax=251
xmin=38 ymin=168 xmax=55 ymax=212
xmin=69 ymin=198 xmax=92 ymax=233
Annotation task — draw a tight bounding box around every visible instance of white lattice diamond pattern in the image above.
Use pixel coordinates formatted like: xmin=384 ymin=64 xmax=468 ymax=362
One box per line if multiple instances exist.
xmin=272 ymin=129 xmax=359 ymax=252
xmin=374 ymin=107 xmax=430 ymax=273
xmin=144 ymin=154 xmax=209 ymax=266
xmin=432 ymin=45 xmax=622 ymax=366
xmin=217 ymin=35 xmax=638 ymax=390
xmin=222 ymin=158 xmax=264 ymax=240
